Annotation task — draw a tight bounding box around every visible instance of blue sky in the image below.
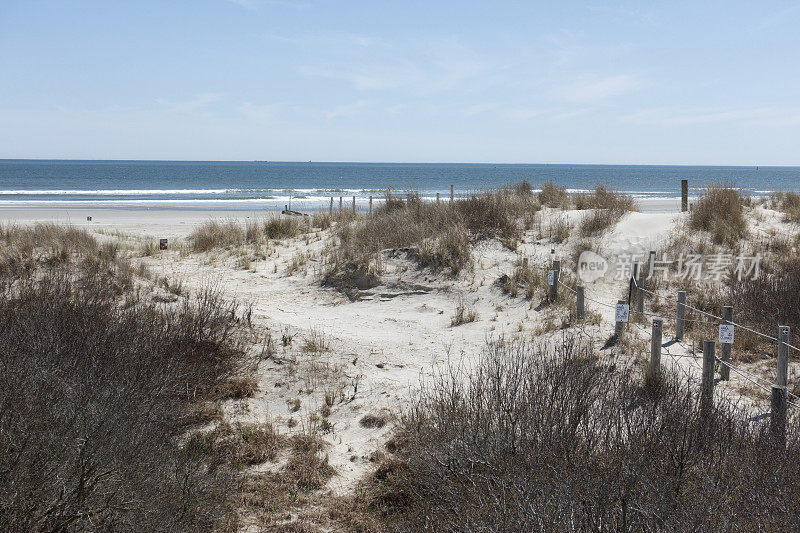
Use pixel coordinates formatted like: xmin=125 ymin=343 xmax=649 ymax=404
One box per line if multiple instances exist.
xmin=2 ymin=0 xmax=799 ymax=164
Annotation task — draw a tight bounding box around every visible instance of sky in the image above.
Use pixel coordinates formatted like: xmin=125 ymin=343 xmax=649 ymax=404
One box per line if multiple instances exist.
xmin=1 ymin=0 xmax=800 ymax=164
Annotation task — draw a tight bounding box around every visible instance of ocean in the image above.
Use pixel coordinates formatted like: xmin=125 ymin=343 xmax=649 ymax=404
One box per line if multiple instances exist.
xmin=1 ymin=160 xmax=798 ymax=211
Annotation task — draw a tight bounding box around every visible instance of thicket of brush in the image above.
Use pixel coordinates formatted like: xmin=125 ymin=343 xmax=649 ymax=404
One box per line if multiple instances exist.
xmin=371 ymin=337 xmax=800 ymax=531
xmin=690 ymin=181 xmax=748 ymax=246
xmin=324 ymin=186 xmax=539 ymax=295
xmin=0 ymin=224 xmax=251 ymax=531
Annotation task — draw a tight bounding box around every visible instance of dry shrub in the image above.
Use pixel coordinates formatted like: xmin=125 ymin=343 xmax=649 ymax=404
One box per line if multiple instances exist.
xmin=0 ymin=226 xmax=251 ymax=530
xmin=185 ymin=421 xmax=285 ymax=469
xmin=730 ymin=256 xmax=800 ymax=346
xmin=538 ymin=180 xmax=569 ymax=208
xmin=263 ymin=215 xmax=309 ymax=239
xmin=690 ymin=181 xmax=748 ymax=246
xmin=548 ymin=214 xmax=572 ymax=243
xmin=323 ymin=184 xmax=537 ymax=292
xmin=451 ymin=298 xmax=478 ymax=326
xmin=190 ymin=219 xmax=246 ymax=251
xmin=499 ymin=258 xmax=547 ymax=299
xmin=575 ymin=185 xmax=637 ymax=237
xmin=373 ymin=336 xmax=800 ymax=531
xmin=771 ymin=191 xmax=800 ymax=223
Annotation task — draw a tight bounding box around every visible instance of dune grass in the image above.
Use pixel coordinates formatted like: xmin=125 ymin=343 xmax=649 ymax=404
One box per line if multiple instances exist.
xmin=690 ymin=181 xmax=748 ymax=246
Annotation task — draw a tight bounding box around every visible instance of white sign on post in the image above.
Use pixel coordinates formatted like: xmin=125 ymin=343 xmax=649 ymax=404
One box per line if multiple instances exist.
xmin=548 ymin=270 xmax=555 ymax=286
xmin=615 ymin=303 xmax=630 ymax=323
xmin=719 ymin=324 xmax=735 ymax=344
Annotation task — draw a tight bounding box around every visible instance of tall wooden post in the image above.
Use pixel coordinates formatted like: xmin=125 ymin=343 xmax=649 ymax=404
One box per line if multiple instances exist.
xmin=676 ymin=291 xmax=686 ymax=340
xmin=701 ymin=340 xmax=716 ymax=416
xmin=329 ymin=197 xmax=333 ymax=215
xmin=450 ymin=184 xmax=454 ymax=203
xmin=648 ymin=319 xmax=663 ymax=385
xmin=369 ymin=196 xmax=373 ymax=214
xmin=720 ymin=306 xmax=733 ymax=380
xmin=549 ymin=260 xmax=560 ymax=302
xmin=648 ymin=250 xmax=656 ymax=277
xmin=637 ymin=276 xmax=645 ymax=314
xmin=436 ymin=192 xmax=440 ymax=204
xmin=576 ymin=286 xmax=585 ymax=321
xmin=352 ymin=195 xmax=356 ymax=213
xmin=681 ymin=179 xmax=688 ymax=212
xmin=339 ymin=196 xmax=343 ymax=210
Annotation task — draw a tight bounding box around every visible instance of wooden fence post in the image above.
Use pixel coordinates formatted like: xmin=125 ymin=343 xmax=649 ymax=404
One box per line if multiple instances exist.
xmin=701 ymin=340 xmax=716 ymax=416
xmin=615 ymin=300 xmax=626 ymax=338
xmin=637 ymin=275 xmax=645 ymax=314
xmin=450 ymin=184 xmax=454 ymax=203
xmin=720 ymin=306 xmax=733 ymax=380
xmin=771 ymin=325 xmax=790 ymax=445
xmin=352 ymin=195 xmax=356 ymax=213
xmin=676 ymin=291 xmax=686 ymax=340
xmin=329 ymin=197 xmax=333 ymax=215
xmin=549 ymin=260 xmax=560 ymax=302
xmin=648 ymin=250 xmax=656 ymax=276
xmin=436 ymin=192 xmax=440 ymax=204
xmin=681 ymin=179 xmax=688 ymax=212
xmin=339 ymin=196 xmax=342 ymax=210
xmin=369 ymin=196 xmax=373 ymax=214
xmin=648 ymin=319 xmax=663 ymax=385
xmin=576 ymin=286 xmax=585 ymax=321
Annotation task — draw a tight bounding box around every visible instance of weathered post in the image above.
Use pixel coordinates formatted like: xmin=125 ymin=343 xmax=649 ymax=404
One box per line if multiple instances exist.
xmin=771 ymin=385 xmax=788 ymax=446
xmin=352 ymin=195 xmax=356 ymax=213
xmin=720 ymin=306 xmax=733 ymax=380
xmin=701 ymin=340 xmax=716 ymax=416
xmin=648 ymin=250 xmax=656 ymax=277
xmin=329 ymin=197 xmax=333 ymax=215
xmin=681 ymin=179 xmax=688 ymax=212
xmin=648 ymin=319 xmax=663 ymax=386
xmin=778 ymin=326 xmax=790 ymax=389
xmin=631 ymin=262 xmax=640 ymax=307
xmin=549 ymin=260 xmax=560 ymax=302
xmin=339 ymin=196 xmax=343 ymax=210
xmin=369 ymin=196 xmax=373 ymax=214
xmin=676 ymin=291 xmax=686 ymax=340
xmin=576 ymin=286 xmax=585 ymax=321
xmin=615 ymin=300 xmax=626 ymax=338
xmin=436 ymin=192 xmax=440 ymax=204
xmin=637 ymin=275 xmax=645 ymax=314
xmin=450 ymin=184 xmax=454 ymax=203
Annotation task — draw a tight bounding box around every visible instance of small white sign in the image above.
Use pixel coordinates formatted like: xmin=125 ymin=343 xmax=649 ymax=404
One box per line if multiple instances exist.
xmin=548 ymin=270 xmax=555 ymax=286
xmin=615 ymin=303 xmax=630 ymax=323
xmin=719 ymin=324 xmax=735 ymax=344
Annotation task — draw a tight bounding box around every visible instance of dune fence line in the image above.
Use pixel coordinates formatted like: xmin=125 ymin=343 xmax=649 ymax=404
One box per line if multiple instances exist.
xmin=541 ymin=254 xmax=798 ymax=446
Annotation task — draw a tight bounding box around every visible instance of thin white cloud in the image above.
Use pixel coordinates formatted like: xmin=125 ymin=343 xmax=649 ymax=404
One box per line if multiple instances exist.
xmin=556 ymin=74 xmax=647 ymax=104
xmin=462 ymin=103 xmax=497 ymax=116
xmin=153 ymin=93 xmax=224 ymax=113
xmin=325 ymin=100 xmax=370 ymax=119
xmin=620 ymin=105 xmax=800 ymax=126
xmin=237 ymin=102 xmax=280 ymax=121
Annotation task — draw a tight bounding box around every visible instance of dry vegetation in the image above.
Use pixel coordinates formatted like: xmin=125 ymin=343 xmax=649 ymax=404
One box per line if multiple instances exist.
xmin=0 ymin=224 xmax=266 ymax=530
xmin=575 ymin=185 xmax=638 ymax=237
xmin=189 ymin=215 xmax=312 ymax=251
xmin=323 ymin=186 xmax=540 ymax=296
xmin=366 ymin=337 xmax=800 ymax=531
xmin=690 ymin=181 xmax=749 ymax=246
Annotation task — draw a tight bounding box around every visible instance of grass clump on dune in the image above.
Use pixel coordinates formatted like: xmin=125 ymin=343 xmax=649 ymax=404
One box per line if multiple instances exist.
xmin=323 ymin=184 xmax=539 ymax=295
xmin=538 ymin=181 xmax=570 ymax=209
xmin=575 ymin=185 xmax=637 ymax=237
xmin=368 ymin=336 xmax=800 ymax=531
xmin=190 ymin=215 xmax=312 ymax=251
xmin=771 ymin=191 xmax=800 ymax=223
xmin=690 ymin=181 xmax=748 ymax=246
